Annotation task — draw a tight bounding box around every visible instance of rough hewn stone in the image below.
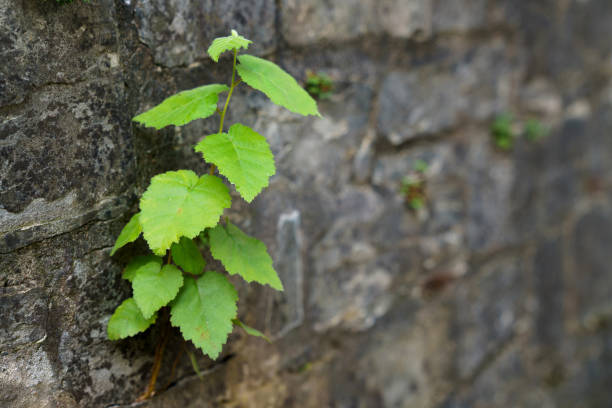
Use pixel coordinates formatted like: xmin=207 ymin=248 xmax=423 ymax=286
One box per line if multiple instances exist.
xmin=432 ymin=0 xmax=487 ymax=33
xmin=378 ymin=39 xmax=520 ymax=144
xmin=358 ymin=316 xmax=453 ymax=407
xmin=133 ymin=0 xmax=276 ymax=67
xmin=571 ymin=208 xmax=612 ymax=326
xmin=2 ymin=0 xmax=612 ymax=406
xmin=280 ymin=0 xmax=430 ymax=46
xmin=0 ymin=0 xmax=120 ymax=107
xmin=451 ymin=257 xmax=525 ymax=379
xmin=0 ymin=79 xmax=135 ymax=214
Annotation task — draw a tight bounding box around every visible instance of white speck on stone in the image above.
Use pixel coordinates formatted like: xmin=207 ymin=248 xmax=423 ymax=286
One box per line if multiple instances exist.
xmin=170 ymin=12 xmax=187 ymax=36
xmin=566 ymin=99 xmax=592 ymax=119
xmin=313 ymin=116 xmax=349 ymax=141
xmin=108 ymin=53 xmax=119 ymax=68
xmin=73 ymin=102 xmax=93 ymax=119
xmin=314 ymin=267 xmax=393 ymax=332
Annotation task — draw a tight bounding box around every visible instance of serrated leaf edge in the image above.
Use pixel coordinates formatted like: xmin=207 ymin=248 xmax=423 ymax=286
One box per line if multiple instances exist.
xmin=236 ymin=54 xmax=321 ymax=117
xmin=107 ymin=298 xmax=157 ymax=340
xmin=209 ymin=222 xmax=284 ymax=291
xmin=195 ymin=124 xmax=276 ymax=203
xmin=170 ymin=273 xmax=238 ymax=359
xmin=132 ymin=264 xmax=184 ymax=319
xmin=207 ymin=31 xmax=252 ymax=62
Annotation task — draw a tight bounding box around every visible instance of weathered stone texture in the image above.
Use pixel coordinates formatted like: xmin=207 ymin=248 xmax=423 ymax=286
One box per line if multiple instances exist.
xmin=432 ymin=0 xmax=487 ymax=33
xmin=133 ymin=0 xmax=277 ymax=67
xmin=378 ymin=38 xmax=521 ymax=145
xmin=0 ymin=0 xmax=120 ymax=106
xmin=281 ymin=0 xmax=431 ymax=46
xmin=2 ymin=0 xmax=612 ymax=407
xmin=0 ymin=80 xmax=135 ymax=214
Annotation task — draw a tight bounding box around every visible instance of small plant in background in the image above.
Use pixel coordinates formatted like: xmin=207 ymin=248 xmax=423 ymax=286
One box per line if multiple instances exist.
xmin=304 ymin=70 xmax=334 ymax=100
xmin=107 ymin=30 xmax=319 ymax=401
xmin=523 ymin=118 xmax=549 ymax=141
xmin=491 ymin=113 xmax=514 ymax=151
xmin=491 ymin=113 xmax=550 ymax=151
xmin=400 ymin=159 xmax=428 ymax=211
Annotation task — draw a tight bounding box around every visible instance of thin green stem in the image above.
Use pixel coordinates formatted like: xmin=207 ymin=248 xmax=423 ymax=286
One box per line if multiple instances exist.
xmin=210 ymin=48 xmax=239 ymax=175
xmin=218 ymin=48 xmax=238 ymax=133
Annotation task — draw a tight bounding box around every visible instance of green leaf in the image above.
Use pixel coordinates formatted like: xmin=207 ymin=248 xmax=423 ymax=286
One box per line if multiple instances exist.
xmin=409 ymin=197 xmax=424 ymax=210
xmin=139 ymin=170 xmax=231 ymax=255
xmin=133 ymin=84 xmax=229 ymax=130
xmin=132 ymin=264 xmax=184 ymax=319
xmin=123 ymin=255 xmax=163 ymax=282
xmin=110 ymin=213 xmax=142 ymax=256
xmin=209 ymin=222 xmax=283 ymax=290
xmin=195 ymin=124 xmax=275 ymax=202
xmin=107 ymin=298 xmax=156 ymax=340
xmin=236 ymin=54 xmax=320 ymax=117
xmin=207 ymin=30 xmax=252 ymax=62
xmin=413 ymin=159 xmax=428 ymax=174
xmin=233 ymin=318 xmax=270 ymax=343
xmin=524 ymin=118 xmax=548 ymax=141
xmin=171 ymin=236 xmax=206 ymax=275
xmin=170 ymin=272 xmax=238 ymax=359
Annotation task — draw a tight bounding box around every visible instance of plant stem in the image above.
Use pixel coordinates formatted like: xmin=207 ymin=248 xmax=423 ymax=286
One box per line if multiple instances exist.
xmin=136 ymin=317 xmax=170 ymax=402
xmin=210 ymin=48 xmax=239 ymax=175
xmin=218 ymin=48 xmax=238 ymax=133
xmin=161 ymin=343 xmax=185 ymax=392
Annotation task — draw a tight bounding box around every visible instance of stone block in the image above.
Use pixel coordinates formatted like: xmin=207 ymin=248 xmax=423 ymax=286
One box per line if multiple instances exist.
xmin=378 ymin=40 xmax=519 ymax=144
xmin=0 ymin=80 xmax=135 ymax=215
xmin=465 ymin=132 xmax=516 ymax=252
xmin=0 ymin=347 xmax=60 ymax=408
xmin=432 ymin=0 xmax=487 ymax=33
xmin=0 ymin=287 xmax=48 ymax=350
xmin=133 ymin=0 xmax=276 ymax=67
xmin=309 ymin=187 xmax=393 ymax=332
xmin=571 ymin=209 xmax=612 ymax=326
xmin=451 ymin=257 xmax=525 ymax=379
xmin=443 ymin=344 xmax=556 ymax=408
xmin=280 ymin=0 xmax=430 ymax=46
xmin=0 ymin=0 xmax=120 ymax=107
xmin=357 ymin=309 xmax=454 ymax=408
xmin=533 ymin=238 xmax=564 ymax=348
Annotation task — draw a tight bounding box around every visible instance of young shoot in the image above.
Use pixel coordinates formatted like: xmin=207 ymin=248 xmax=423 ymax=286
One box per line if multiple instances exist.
xmin=107 ymin=29 xmax=319 ymax=400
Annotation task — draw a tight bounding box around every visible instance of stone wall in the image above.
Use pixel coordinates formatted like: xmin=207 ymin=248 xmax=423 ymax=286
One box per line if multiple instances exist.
xmin=2 ymin=0 xmax=612 ymax=407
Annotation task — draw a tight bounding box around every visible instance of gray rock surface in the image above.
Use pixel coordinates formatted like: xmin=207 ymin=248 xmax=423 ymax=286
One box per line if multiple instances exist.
xmin=280 ymin=0 xmax=430 ymax=46
xmin=133 ymin=0 xmax=276 ymax=67
xmin=377 ymin=39 xmax=520 ymax=144
xmin=2 ymin=0 xmax=612 ymax=407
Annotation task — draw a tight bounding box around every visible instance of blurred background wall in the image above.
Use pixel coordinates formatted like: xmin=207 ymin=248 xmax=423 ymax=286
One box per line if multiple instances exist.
xmin=1 ymin=0 xmax=612 ymax=407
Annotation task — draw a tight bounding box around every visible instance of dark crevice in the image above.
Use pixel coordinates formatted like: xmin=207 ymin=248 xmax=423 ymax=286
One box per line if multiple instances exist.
xmin=0 ymin=202 xmax=134 ymax=255
xmin=104 ymin=353 xmax=236 ymax=408
xmin=462 ymin=331 xmax=518 ymax=389
xmin=372 ymin=126 xmax=457 ymax=156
